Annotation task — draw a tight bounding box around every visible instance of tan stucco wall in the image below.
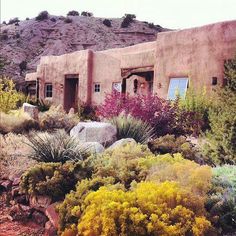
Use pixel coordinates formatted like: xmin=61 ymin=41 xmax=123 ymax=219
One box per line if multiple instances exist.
xmin=153 ymin=20 xmax=236 ymax=98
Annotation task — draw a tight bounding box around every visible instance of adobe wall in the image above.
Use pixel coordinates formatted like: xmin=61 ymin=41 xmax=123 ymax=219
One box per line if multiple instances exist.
xmin=154 ymin=20 xmax=236 ymax=98
xmin=36 ymin=50 xmax=90 ymax=106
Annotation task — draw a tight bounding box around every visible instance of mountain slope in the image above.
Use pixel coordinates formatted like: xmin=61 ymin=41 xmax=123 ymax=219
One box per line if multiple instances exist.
xmin=0 ymin=13 xmax=169 ymax=83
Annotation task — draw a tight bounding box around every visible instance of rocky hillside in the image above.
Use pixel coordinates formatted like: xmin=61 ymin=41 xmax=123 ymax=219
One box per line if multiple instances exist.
xmin=0 ymin=12 xmax=169 ymax=84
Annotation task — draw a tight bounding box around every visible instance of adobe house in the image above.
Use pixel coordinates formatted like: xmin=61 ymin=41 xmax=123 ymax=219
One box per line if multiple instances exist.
xmin=25 ymin=20 xmax=236 ymax=111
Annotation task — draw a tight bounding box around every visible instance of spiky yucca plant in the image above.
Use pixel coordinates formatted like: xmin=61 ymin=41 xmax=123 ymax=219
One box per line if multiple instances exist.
xmin=109 ymin=114 xmax=155 ymax=144
xmin=25 ymin=130 xmax=89 ymax=163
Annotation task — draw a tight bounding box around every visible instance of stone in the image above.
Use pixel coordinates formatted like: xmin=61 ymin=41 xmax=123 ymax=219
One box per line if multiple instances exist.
xmin=1 ymin=180 xmax=12 ymax=190
xmin=32 ymin=210 xmax=48 ymax=225
xmin=80 ymin=142 xmax=105 ymax=154
xmin=45 ymin=203 xmax=60 ymax=229
xmin=44 ymin=221 xmax=57 ymax=236
xmin=23 ymin=102 xmax=39 ymax=120
xmin=107 ymin=138 xmax=137 ymax=151
xmin=9 ymin=204 xmax=32 ymax=221
xmin=70 ymin=122 xmax=117 ymax=146
xmin=30 ymin=195 xmax=52 ymax=213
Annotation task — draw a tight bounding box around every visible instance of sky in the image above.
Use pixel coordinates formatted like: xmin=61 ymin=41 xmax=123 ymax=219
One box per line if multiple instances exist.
xmin=0 ymin=0 xmax=235 ymax=29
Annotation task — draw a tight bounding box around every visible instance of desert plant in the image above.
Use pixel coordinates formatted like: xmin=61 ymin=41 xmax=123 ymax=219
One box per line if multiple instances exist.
xmin=174 ymin=88 xmax=213 ymax=135
xmin=103 ymin=19 xmax=111 ymax=27
xmin=97 ymin=91 xmax=176 ymax=136
xmin=64 ymin=17 xmax=73 ymax=23
xmin=109 ymin=114 xmax=155 ymax=143
xmin=148 ymin=134 xmax=206 ymax=163
xmin=19 ymin=60 xmax=27 ymax=74
xmin=25 ymin=130 xmax=89 ymax=163
xmin=77 ymin=102 xmax=97 ymax=121
xmin=8 ymin=17 xmax=20 ymax=25
xmin=58 ymin=177 xmax=117 ymax=233
xmin=67 ymin=11 xmax=79 ymax=16
xmin=75 ymin=182 xmax=212 ymax=236
xmin=87 ymin=143 xmax=153 ymax=188
xmin=121 ymin=14 xmax=136 ymax=28
xmin=35 ymin=11 xmax=49 ymax=21
xmin=0 ymin=133 xmax=37 ymax=177
xmin=0 ymin=110 xmax=39 ymax=134
xmin=20 ymin=162 xmax=85 ymax=201
xmin=206 ymin=165 xmax=236 ymax=233
xmin=39 ymin=105 xmax=78 ymax=131
xmin=0 ymin=77 xmax=25 ymax=113
xmin=144 ymin=154 xmax=212 ymax=198
xmin=203 ymin=56 xmax=236 ymax=164
xmin=81 ymin=11 xmax=93 ymax=17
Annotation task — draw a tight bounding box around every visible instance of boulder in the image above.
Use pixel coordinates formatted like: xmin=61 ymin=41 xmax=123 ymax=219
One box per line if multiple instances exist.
xmin=70 ymin=122 xmax=117 ymax=146
xmin=45 ymin=203 xmax=60 ymax=229
xmin=44 ymin=221 xmax=57 ymax=236
xmin=23 ymin=102 xmax=39 ymax=120
xmin=29 ymin=195 xmax=52 ymax=213
xmin=32 ymin=210 xmax=48 ymax=225
xmin=80 ymin=142 xmax=105 ymax=154
xmin=9 ymin=204 xmax=32 ymax=221
xmin=107 ymin=138 xmax=137 ymax=151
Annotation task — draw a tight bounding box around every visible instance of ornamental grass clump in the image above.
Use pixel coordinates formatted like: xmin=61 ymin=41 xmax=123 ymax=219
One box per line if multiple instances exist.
xmin=109 ymin=114 xmax=155 ymax=143
xmin=25 ymin=130 xmax=89 ymax=163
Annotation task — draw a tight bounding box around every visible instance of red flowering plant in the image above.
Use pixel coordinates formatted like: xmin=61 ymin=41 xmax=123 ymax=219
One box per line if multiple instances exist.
xmin=97 ymin=91 xmax=176 ymax=136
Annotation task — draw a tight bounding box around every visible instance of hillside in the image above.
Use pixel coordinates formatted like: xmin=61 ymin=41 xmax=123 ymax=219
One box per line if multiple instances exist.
xmin=0 ymin=12 xmax=169 ymax=85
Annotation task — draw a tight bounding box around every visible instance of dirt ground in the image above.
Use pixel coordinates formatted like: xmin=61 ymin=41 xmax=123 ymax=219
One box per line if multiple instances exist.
xmin=0 ymin=193 xmax=44 ymax=236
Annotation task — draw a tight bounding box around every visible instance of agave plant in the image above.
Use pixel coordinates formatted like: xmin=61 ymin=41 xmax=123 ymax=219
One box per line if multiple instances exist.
xmin=25 ymin=130 xmax=89 ymax=163
xmin=109 ymin=114 xmax=155 ymax=144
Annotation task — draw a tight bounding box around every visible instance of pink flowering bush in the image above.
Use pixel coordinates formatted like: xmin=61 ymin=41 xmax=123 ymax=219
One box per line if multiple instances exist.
xmin=97 ymin=91 xmax=176 ymax=136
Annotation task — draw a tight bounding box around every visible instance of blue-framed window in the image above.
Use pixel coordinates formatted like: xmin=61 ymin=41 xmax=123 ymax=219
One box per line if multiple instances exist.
xmin=167 ymin=78 xmax=189 ymax=100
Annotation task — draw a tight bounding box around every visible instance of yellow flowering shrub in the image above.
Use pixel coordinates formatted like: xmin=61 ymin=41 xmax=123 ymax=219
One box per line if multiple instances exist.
xmin=141 ymin=154 xmax=212 ymax=197
xmin=76 ymin=182 xmax=212 ymax=236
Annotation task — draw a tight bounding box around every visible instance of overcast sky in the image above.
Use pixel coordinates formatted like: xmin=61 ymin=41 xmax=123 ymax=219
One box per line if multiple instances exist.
xmin=1 ymin=0 xmax=235 ymax=29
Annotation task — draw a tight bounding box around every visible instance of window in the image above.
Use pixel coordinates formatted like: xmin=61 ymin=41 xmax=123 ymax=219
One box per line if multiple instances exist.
xmin=112 ymin=82 xmax=122 ymax=92
xmin=45 ymin=83 xmax=53 ymax=98
xmin=212 ymin=77 xmax=217 ymax=85
xmin=94 ymin=83 xmax=100 ymax=92
xmin=167 ymin=78 xmax=188 ymax=100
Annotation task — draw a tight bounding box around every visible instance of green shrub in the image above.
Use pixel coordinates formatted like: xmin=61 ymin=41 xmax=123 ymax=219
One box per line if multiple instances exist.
xmin=35 ymin=11 xmax=49 ymax=21
xmin=206 ymin=165 xmax=236 ymax=233
xmin=39 ymin=105 xmax=78 ymax=131
xmin=0 ymin=110 xmax=39 ymax=134
xmin=58 ymin=177 xmax=118 ymax=233
xmin=0 ymin=77 xmax=25 ymax=113
xmin=121 ymin=14 xmax=136 ymax=28
xmin=20 ymin=162 xmax=87 ymax=201
xmin=109 ymin=114 xmax=155 ymax=144
xmin=25 ymin=130 xmax=89 ymax=163
xmin=27 ymin=98 xmax=51 ymax=112
xmin=67 ymin=11 xmax=79 ymax=16
xmin=81 ymin=11 xmax=93 ymax=17
xmin=64 ymin=17 xmax=73 ymax=23
xmin=103 ymin=19 xmax=111 ymax=27
xmin=148 ymin=134 xmax=206 ymax=164
xmin=87 ymin=143 xmax=152 ymax=188
xmin=77 ymin=102 xmax=98 ymax=121
xmin=203 ymin=56 xmax=236 ymax=164
xmin=8 ymin=17 xmax=20 ymax=25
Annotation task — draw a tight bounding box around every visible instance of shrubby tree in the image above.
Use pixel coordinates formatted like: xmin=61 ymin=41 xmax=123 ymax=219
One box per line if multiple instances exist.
xmin=67 ymin=10 xmax=79 ymax=16
xmin=35 ymin=11 xmax=49 ymax=21
xmin=203 ymin=55 xmax=236 ymax=164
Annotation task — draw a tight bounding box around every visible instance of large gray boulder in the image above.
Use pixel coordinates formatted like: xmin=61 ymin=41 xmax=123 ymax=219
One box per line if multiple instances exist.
xmin=23 ymin=103 xmax=39 ymax=120
xmin=70 ymin=122 xmax=117 ymax=146
xmin=107 ymin=138 xmax=137 ymax=151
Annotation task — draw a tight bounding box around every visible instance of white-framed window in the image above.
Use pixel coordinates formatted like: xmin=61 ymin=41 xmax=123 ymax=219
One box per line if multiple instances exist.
xmin=45 ymin=83 xmax=53 ymax=98
xmin=94 ymin=83 xmax=101 ymax=93
xmin=167 ymin=77 xmax=189 ymax=100
xmin=112 ymin=82 xmax=122 ymax=92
